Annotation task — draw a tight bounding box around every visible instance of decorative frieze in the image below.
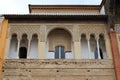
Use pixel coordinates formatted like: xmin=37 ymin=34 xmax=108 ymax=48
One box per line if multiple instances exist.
xmin=8 ymin=24 xmax=41 ymax=40
xmin=79 ymin=24 xmax=106 ymax=36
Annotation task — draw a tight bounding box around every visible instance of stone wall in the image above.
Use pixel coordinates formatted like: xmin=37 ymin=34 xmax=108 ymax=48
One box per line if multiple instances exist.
xmin=2 ymin=59 xmax=116 ymax=80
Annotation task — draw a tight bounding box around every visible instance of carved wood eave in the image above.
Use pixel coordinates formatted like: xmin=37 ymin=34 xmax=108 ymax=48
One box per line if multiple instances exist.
xmin=4 ymin=15 xmax=108 ymax=23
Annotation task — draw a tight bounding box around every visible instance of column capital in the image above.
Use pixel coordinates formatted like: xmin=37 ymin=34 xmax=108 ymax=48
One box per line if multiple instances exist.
xmin=95 ymin=34 xmax=99 ymax=40
xmin=27 ymin=35 xmax=32 ymax=41
xmin=86 ymin=35 xmax=90 ymax=41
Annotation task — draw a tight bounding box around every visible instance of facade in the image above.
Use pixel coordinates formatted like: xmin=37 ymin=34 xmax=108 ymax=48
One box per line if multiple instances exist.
xmin=0 ymin=0 xmax=120 ymax=80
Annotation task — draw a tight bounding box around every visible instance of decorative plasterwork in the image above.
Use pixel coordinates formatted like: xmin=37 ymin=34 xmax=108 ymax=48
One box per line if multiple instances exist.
xmin=8 ymin=23 xmax=107 ymax=42
xmin=46 ymin=25 xmax=73 ymax=40
xmin=79 ymin=24 xmax=106 ymax=39
xmin=8 ymin=24 xmax=41 ymax=40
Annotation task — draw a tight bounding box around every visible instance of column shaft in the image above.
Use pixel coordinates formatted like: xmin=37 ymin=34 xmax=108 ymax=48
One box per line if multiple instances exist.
xmin=16 ymin=40 xmax=20 ymax=59
xmin=27 ymin=40 xmax=31 ymax=58
xmin=87 ymin=40 xmax=91 ymax=59
xmin=96 ymin=39 xmax=101 ymax=59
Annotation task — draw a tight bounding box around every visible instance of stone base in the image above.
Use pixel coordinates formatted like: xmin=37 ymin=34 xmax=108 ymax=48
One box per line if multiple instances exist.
xmin=2 ymin=59 xmax=116 ymax=80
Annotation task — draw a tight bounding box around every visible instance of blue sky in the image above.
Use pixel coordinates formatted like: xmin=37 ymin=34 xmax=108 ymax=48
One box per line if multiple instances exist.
xmin=0 ymin=0 xmax=102 ymax=14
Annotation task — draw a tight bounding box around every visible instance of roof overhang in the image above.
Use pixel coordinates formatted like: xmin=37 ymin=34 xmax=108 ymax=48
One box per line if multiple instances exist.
xmin=3 ymin=14 xmax=108 ymax=23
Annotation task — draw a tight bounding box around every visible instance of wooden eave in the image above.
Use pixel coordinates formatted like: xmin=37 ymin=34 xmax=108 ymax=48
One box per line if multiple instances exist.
xmin=3 ymin=14 xmax=108 ymax=23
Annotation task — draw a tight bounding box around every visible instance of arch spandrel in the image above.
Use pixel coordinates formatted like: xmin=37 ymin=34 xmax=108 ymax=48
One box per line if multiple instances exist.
xmin=46 ymin=25 xmax=73 ymax=41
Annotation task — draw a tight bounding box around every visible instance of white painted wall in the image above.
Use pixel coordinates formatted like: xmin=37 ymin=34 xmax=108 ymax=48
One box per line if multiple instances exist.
xmin=9 ymin=39 xmax=18 ymax=58
xmin=29 ymin=39 xmax=38 ymax=59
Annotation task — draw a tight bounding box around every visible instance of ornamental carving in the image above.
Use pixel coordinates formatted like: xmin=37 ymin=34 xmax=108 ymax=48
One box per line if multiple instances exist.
xmin=46 ymin=25 xmax=73 ymax=40
xmin=8 ymin=24 xmax=41 ymax=40
xmin=79 ymin=24 xmax=106 ymax=36
xmin=79 ymin=24 xmax=106 ymax=40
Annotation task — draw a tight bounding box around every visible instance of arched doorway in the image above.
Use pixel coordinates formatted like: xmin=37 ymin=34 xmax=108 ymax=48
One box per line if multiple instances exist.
xmin=46 ymin=28 xmax=73 ymax=59
xmin=19 ymin=47 xmax=27 ymax=58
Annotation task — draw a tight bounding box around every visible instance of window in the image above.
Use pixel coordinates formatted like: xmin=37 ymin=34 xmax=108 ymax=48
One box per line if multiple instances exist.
xmin=55 ymin=46 xmax=65 ymax=59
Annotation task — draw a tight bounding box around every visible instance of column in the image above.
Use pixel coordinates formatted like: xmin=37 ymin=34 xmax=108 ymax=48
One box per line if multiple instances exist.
xmin=96 ymin=38 xmax=101 ymax=59
xmin=27 ymin=38 xmax=31 ymax=59
xmin=4 ymin=38 xmax=11 ymax=59
xmin=74 ymin=41 xmax=81 ymax=59
xmin=86 ymin=35 xmax=91 ymax=59
xmin=16 ymin=39 xmax=20 ymax=59
xmin=38 ymin=40 xmax=46 ymax=59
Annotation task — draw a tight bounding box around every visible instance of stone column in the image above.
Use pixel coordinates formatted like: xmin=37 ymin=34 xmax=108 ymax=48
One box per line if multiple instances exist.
xmin=27 ymin=37 xmax=32 ymax=59
xmin=86 ymin=35 xmax=91 ymax=59
xmin=16 ymin=39 xmax=20 ymax=59
xmin=4 ymin=37 xmax=11 ymax=59
xmin=96 ymin=38 xmax=101 ymax=59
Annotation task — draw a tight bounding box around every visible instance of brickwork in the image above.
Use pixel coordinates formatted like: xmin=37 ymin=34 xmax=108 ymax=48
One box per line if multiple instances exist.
xmin=109 ymin=31 xmax=120 ymax=80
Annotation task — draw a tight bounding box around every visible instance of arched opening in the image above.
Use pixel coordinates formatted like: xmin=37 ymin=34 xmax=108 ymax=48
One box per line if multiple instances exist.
xmin=99 ymin=34 xmax=107 ymax=59
xmin=19 ymin=34 xmax=28 ymax=59
xmin=29 ymin=34 xmax=38 ymax=58
xmin=81 ymin=34 xmax=89 ymax=59
xmin=9 ymin=34 xmax=18 ymax=58
xmin=19 ymin=47 xmax=27 ymax=58
xmin=46 ymin=28 xmax=73 ymax=59
xmin=89 ymin=34 xmax=97 ymax=59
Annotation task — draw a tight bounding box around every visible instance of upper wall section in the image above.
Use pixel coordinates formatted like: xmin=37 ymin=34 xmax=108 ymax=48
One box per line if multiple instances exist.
xmin=29 ymin=4 xmax=105 ymax=15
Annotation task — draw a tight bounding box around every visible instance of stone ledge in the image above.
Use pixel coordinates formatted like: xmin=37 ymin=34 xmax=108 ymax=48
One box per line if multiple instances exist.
xmin=3 ymin=59 xmax=114 ymax=69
